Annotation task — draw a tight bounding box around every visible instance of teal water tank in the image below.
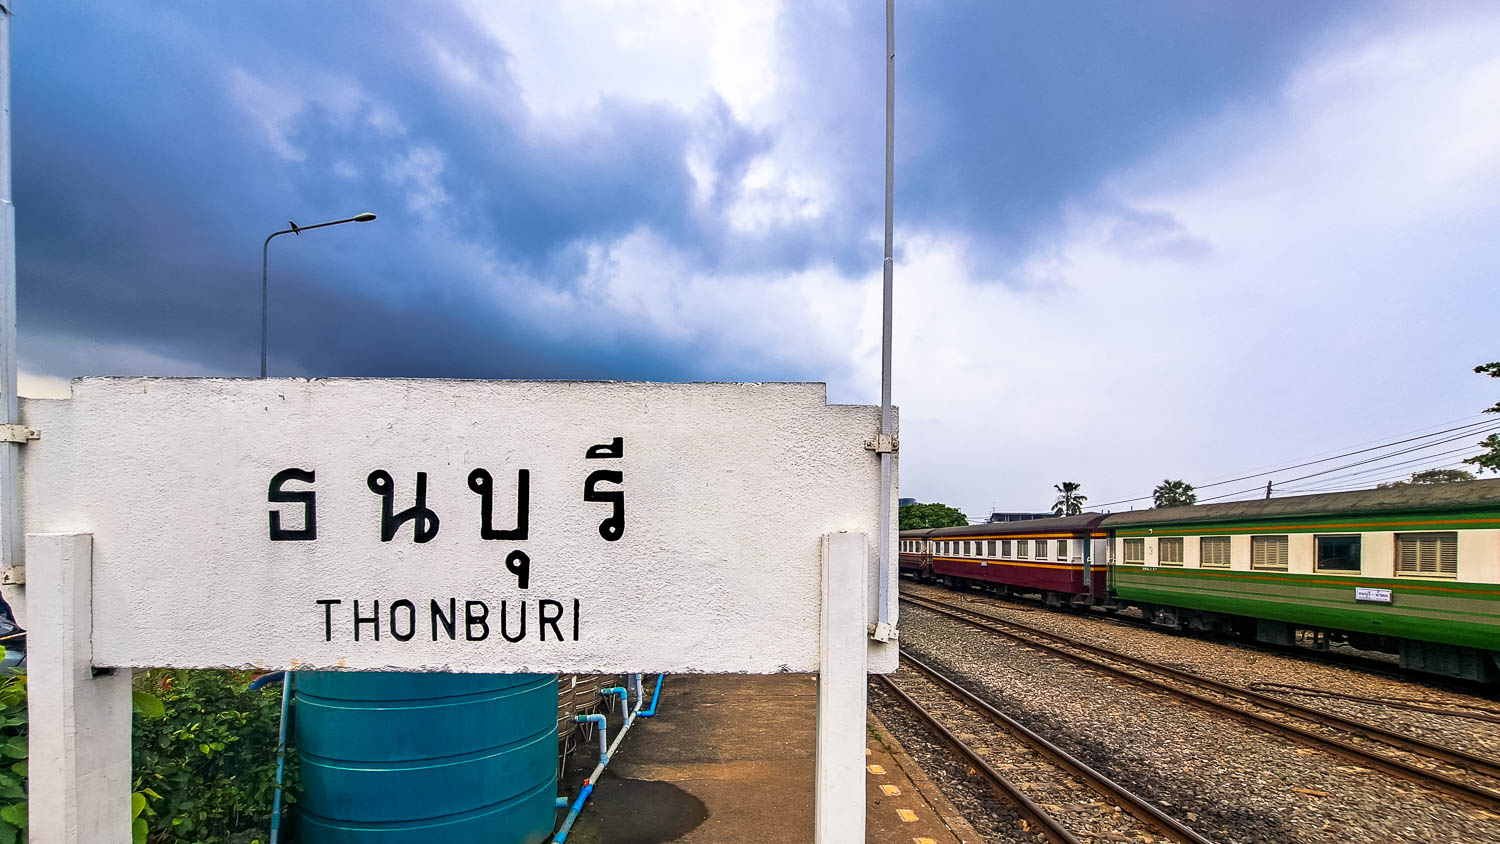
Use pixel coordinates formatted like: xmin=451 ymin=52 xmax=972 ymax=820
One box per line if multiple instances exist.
xmin=294 ymin=672 xmax=557 ymax=843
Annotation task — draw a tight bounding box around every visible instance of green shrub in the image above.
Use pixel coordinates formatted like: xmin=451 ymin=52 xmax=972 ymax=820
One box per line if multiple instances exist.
xmin=0 ymin=660 xmax=292 ymax=844
xmin=0 ymin=654 xmax=26 ymax=844
xmin=133 ymin=669 xmax=298 ymax=844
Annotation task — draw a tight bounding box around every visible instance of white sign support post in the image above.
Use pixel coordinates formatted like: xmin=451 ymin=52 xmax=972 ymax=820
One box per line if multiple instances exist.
xmin=26 ymin=532 xmax=132 ymax=844
xmin=816 ymin=531 xmax=868 ymax=842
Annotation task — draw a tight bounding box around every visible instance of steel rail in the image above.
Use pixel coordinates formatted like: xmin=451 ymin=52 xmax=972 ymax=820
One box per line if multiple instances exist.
xmin=886 ymin=651 xmax=1214 ymax=844
xmin=876 ymin=671 xmax=1081 ymax=844
xmin=910 ymin=580 xmax=1478 ymax=690
xmin=903 ymin=592 xmax=1500 ymax=778
xmin=901 ymin=593 xmax=1500 ymax=812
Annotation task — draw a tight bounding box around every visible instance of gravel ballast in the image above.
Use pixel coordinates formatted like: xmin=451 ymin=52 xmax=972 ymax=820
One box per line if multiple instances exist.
xmin=893 ymin=591 xmax=1500 ymax=844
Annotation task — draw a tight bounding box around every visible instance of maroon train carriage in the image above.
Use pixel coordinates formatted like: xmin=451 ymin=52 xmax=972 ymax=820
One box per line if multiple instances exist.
xmin=906 ymin=514 xmax=1110 ymax=608
xmin=898 ymin=528 xmax=937 ymax=579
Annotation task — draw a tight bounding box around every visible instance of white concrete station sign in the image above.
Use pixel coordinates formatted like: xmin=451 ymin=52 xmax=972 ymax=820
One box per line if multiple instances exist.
xmin=18 ymin=378 xmax=899 ymax=674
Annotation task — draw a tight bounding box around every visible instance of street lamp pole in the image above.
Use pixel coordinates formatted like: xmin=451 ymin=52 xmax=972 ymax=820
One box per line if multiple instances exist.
xmin=261 ymin=212 xmax=376 ymax=378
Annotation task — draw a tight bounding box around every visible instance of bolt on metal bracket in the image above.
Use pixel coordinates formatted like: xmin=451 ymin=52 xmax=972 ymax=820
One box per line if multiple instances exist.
xmin=864 ymin=434 xmax=897 ymax=454
xmin=0 ymin=425 xmax=38 ymax=444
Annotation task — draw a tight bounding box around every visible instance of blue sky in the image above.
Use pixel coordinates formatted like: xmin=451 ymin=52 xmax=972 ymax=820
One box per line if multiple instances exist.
xmin=16 ymin=2 xmax=1500 ymax=515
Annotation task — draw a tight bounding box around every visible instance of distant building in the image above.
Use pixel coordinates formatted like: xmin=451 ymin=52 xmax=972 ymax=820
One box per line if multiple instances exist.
xmin=986 ymin=511 xmax=1053 ymax=523
xmin=898 ymin=497 xmax=918 ymax=507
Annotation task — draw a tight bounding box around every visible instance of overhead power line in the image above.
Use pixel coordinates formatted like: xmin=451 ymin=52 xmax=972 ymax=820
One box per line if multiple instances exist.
xmin=1276 ymin=459 xmax=1480 ymax=494
xmin=1194 ymin=426 xmax=1499 ymax=504
xmin=1182 ymin=412 xmax=1491 ymax=487
xmin=1271 ymin=446 xmax=1483 ymax=493
xmin=1094 ymin=416 xmax=1500 ymax=509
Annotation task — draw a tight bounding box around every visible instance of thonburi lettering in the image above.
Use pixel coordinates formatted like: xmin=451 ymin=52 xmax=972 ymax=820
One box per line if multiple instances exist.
xmin=315 ymin=598 xmax=582 ymax=643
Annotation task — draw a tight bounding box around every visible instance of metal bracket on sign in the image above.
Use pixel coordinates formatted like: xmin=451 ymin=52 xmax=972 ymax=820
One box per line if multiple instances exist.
xmin=1 ymin=565 xmax=22 ymax=586
xmin=0 ymin=425 xmax=38 ymax=444
xmin=868 ymin=621 xmax=897 ymax=643
xmin=0 ymin=425 xmax=38 ymax=446
xmin=864 ymin=434 xmax=897 ymax=454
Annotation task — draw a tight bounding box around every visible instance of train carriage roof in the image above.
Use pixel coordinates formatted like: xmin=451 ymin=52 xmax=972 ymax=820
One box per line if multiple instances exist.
xmin=901 ymin=513 xmax=1108 ymax=538
xmin=1102 ymin=478 xmax=1500 ymax=527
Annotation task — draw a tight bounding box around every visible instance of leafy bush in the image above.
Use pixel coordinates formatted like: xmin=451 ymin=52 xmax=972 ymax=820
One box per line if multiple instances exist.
xmin=132 ymin=669 xmax=297 ymax=844
xmin=0 ymin=654 xmax=26 ymax=844
xmin=0 ymin=661 xmax=292 ymax=844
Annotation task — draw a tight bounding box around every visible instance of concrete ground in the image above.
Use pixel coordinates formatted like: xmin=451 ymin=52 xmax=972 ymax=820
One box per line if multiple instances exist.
xmin=559 ymin=674 xmax=979 ymax=843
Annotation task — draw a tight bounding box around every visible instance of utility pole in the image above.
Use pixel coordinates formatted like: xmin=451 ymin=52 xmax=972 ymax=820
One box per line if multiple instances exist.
xmin=1265 ymin=480 xmax=1273 ymax=499
xmin=0 ymin=3 xmax=22 ymax=624
xmin=872 ymin=0 xmax=896 ymax=642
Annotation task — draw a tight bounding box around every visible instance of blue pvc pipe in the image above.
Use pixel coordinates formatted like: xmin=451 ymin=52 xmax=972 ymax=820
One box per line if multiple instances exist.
xmin=601 ymin=686 xmax=628 ymax=713
xmin=552 ymin=675 xmax=668 ymax=844
xmin=268 ymin=671 xmax=293 ymax=844
xmin=248 ymin=671 xmax=285 ymax=692
xmin=552 ymin=782 xmax=594 ymax=843
xmin=575 ymin=714 xmax=608 ymax=763
xmin=637 ymin=674 xmax=664 ymax=717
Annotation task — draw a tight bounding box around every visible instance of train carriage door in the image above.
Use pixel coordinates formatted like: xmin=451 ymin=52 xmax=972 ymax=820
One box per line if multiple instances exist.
xmin=1081 ymin=533 xmax=1092 ymax=602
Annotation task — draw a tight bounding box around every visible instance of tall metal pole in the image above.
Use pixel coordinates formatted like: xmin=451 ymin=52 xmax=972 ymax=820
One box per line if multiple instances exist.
xmin=261 ymin=213 xmax=376 ymax=378
xmin=261 ymin=235 xmax=271 ymax=378
xmin=0 ymin=3 xmax=22 ymax=623
xmin=875 ymin=0 xmax=896 ymax=637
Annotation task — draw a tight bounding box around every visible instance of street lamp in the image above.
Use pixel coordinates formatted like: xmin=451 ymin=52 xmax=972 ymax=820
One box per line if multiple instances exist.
xmin=261 ymin=212 xmax=378 ymax=377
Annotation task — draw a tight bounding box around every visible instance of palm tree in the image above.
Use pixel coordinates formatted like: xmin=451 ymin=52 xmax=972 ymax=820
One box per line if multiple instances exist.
xmin=1153 ymin=479 xmax=1198 ymax=508
xmin=1052 ymin=481 xmax=1086 ymax=516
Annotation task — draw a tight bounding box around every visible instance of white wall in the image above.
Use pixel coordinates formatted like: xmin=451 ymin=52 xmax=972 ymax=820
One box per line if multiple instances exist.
xmin=15 ymin=378 xmax=899 ymax=673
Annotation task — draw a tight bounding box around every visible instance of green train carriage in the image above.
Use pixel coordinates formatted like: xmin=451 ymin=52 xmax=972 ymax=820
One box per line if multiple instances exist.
xmin=1102 ymin=480 xmax=1500 ymax=682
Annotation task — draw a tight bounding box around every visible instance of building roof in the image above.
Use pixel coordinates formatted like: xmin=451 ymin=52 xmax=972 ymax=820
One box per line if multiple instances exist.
xmin=903 ymin=512 xmax=1107 ymax=538
xmin=1102 ymin=478 xmax=1500 ymax=527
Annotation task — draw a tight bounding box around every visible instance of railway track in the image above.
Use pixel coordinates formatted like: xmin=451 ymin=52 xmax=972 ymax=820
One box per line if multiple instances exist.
xmin=905 ymin=578 xmax=1473 ymax=690
xmin=876 ymin=650 xmax=1212 ymax=844
xmin=900 ymin=592 xmax=1500 ymax=813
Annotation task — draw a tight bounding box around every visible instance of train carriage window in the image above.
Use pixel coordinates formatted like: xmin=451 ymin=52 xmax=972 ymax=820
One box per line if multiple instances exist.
xmin=1057 ymin=540 xmax=1068 ymax=561
xmin=1001 ymin=539 xmax=1012 ymax=557
xmin=962 ymin=540 xmax=970 ymax=556
xmin=1018 ymin=540 xmax=1029 ymax=559
xmin=1122 ymin=538 xmax=1145 ymax=564
xmin=1251 ymin=535 xmax=1289 ymax=571
xmin=987 ymin=540 xmax=996 ymax=557
xmin=1200 ymin=536 xmax=1231 ymax=568
xmin=1315 ymin=535 xmax=1361 ymax=572
xmin=1158 ymin=538 xmax=1184 ymax=566
xmin=1395 ymin=532 xmax=1458 ymax=577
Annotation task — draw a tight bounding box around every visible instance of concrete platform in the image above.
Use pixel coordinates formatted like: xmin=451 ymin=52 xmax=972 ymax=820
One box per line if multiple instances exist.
xmin=558 ymin=675 xmax=979 ymax=843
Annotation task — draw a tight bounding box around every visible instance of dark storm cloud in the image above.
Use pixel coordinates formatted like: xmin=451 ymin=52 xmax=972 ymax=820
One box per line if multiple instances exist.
xmin=15 ymin=2 xmax=1361 ymax=381
xmin=15 ymin=3 xmax=728 ymax=379
xmin=779 ymin=1 xmax=1359 ymax=266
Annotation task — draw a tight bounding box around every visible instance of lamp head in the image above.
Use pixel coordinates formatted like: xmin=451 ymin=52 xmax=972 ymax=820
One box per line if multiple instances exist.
xmin=352 ymin=212 xmax=377 ymax=222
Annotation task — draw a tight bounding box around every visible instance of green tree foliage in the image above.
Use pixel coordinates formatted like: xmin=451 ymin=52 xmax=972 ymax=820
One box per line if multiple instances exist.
xmin=1052 ymin=481 xmax=1086 ymax=516
xmin=1377 ymin=468 xmax=1477 ymax=488
xmin=898 ymin=502 xmax=968 ymax=529
xmin=1465 ymin=362 xmax=1500 ymax=475
xmin=1152 ymin=479 xmax=1198 ymax=508
xmin=133 ymin=670 xmax=298 ymax=843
